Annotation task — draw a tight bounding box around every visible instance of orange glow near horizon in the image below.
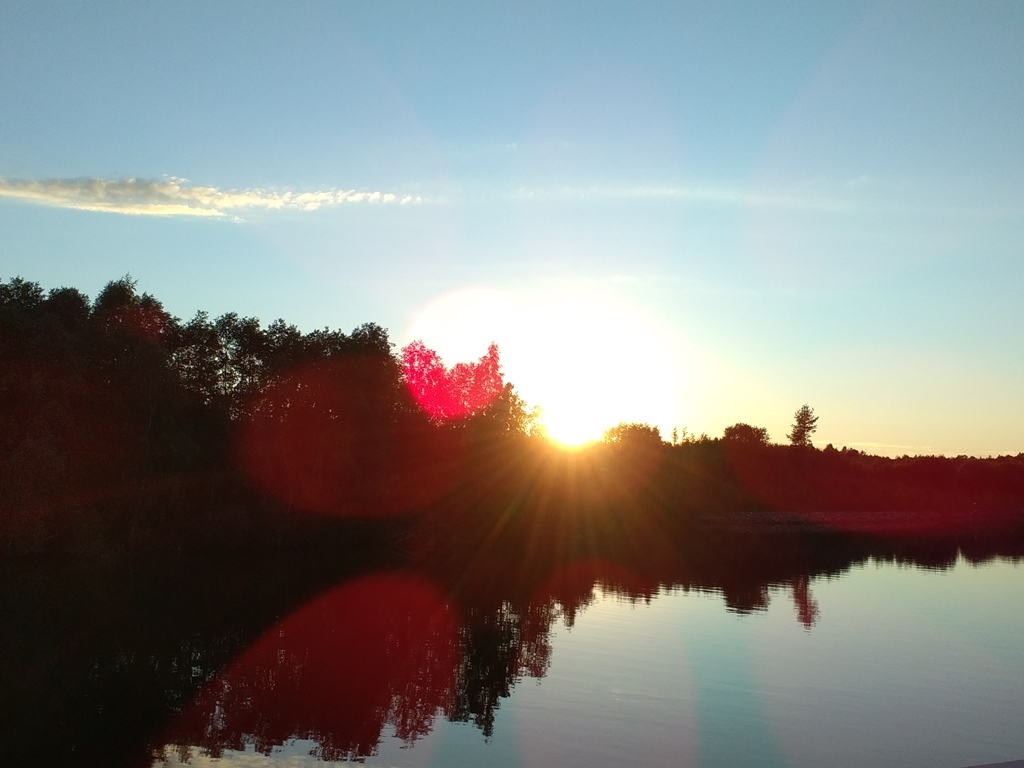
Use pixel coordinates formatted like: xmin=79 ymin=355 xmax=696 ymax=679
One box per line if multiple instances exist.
xmin=544 ymin=428 xmax=599 ymax=451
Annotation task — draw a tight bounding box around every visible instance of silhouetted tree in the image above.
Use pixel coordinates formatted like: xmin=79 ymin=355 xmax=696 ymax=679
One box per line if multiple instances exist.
xmin=788 ymin=404 xmax=818 ymax=448
xmin=723 ymin=423 xmax=770 ymax=446
xmin=0 ymin=275 xmax=44 ymax=314
xmin=169 ymin=311 xmax=230 ymax=408
xmin=43 ymin=286 xmax=91 ymax=329
xmin=602 ymin=422 xmax=663 ymax=449
xmin=92 ymin=275 xmax=173 ymax=342
xmin=214 ymin=312 xmax=268 ymax=416
xmin=472 ymin=383 xmax=537 ymax=438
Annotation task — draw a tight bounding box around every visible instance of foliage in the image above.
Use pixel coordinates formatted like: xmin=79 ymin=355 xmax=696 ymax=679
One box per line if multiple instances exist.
xmin=670 ymin=426 xmax=696 ymax=445
xmin=401 ymin=341 xmax=504 ymax=421
xmin=472 ymin=382 xmax=539 ymax=437
xmin=0 ymin=276 xmax=547 ymax=550
xmin=723 ymin=422 xmax=770 ymax=446
xmin=603 ymin=422 xmax=663 ymax=449
xmin=788 ymin=404 xmax=819 ymax=447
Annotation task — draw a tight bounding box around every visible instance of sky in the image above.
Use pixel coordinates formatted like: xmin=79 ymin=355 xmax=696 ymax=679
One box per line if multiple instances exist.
xmin=2 ymin=1 xmax=1022 ymax=454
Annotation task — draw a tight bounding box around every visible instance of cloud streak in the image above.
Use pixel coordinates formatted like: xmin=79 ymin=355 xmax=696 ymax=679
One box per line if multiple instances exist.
xmin=0 ymin=177 xmax=425 ymax=217
xmin=0 ymin=176 xmax=859 ymax=217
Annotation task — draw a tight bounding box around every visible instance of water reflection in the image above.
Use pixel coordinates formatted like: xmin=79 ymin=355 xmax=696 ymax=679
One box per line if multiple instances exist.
xmin=3 ymin=523 xmax=1023 ymax=768
xmin=149 ymin=529 xmax=1022 ymax=766
xmin=790 ymin=575 xmax=820 ymax=630
xmin=157 ymin=574 xmax=575 ymax=759
xmin=165 ymin=574 xmax=458 ymax=761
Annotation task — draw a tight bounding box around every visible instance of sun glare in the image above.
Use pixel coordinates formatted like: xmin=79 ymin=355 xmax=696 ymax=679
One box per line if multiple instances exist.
xmin=405 ymin=285 xmax=683 ymax=445
xmin=541 ymin=415 xmax=601 ymax=449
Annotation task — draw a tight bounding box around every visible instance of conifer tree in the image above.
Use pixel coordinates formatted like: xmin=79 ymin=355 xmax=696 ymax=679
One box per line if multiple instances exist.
xmin=788 ymin=405 xmax=818 ymax=447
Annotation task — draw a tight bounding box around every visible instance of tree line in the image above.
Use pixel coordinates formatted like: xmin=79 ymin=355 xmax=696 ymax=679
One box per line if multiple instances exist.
xmin=0 ymin=275 xmax=529 ymax=554
xmin=2 ymin=274 xmax=1023 ymax=557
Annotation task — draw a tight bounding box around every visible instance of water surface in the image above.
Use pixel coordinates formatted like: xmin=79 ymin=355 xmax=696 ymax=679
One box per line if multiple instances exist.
xmin=153 ymin=555 xmax=1024 ymax=768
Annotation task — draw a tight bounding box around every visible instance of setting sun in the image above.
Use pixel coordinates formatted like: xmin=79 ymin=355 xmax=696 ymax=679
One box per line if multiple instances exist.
xmin=541 ymin=410 xmax=600 ymax=449
xmin=404 ymin=285 xmax=684 ymax=446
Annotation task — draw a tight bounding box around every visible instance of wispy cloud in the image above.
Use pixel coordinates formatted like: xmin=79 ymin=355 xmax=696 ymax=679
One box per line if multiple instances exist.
xmin=0 ymin=177 xmax=425 ymax=217
xmin=0 ymin=175 xmax=856 ymax=217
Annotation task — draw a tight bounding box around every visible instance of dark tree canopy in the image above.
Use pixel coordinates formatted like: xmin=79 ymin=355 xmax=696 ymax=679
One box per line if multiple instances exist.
xmin=723 ymin=423 xmax=770 ymax=446
xmin=603 ymin=422 xmax=663 ymax=449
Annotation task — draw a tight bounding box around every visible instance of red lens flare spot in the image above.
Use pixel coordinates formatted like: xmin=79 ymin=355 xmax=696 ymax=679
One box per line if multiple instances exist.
xmin=163 ymin=574 xmax=459 ymax=759
xmin=402 ymin=341 xmax=503 ymax=420
xmin=238 ymin=358 xmax=461 ymax=516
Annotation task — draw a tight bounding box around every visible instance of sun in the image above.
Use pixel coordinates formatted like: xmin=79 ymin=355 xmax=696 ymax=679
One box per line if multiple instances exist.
xmin=542 ymin=413 xmax=602 ymax=449
xmin=404 ymin=285 xmax=684 ymax=448
xmin=535 ymin=397 xmax=605 ymax=449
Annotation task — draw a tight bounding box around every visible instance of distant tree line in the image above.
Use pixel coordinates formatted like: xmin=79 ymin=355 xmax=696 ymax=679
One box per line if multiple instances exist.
xmin=581 ymin=403 xmax=1024 ymax=534
xmin=2 ymin=274 xmax=1023 ymax=558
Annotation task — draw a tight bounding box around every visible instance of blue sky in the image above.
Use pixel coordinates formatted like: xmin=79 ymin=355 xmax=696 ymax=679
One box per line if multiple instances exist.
xmin=2 ymin=1 xmax=1022 ymax=453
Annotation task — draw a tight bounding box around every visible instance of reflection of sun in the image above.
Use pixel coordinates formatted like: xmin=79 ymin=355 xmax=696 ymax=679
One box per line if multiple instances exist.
xmin=404 ymin=285 xmax=683 ymax=447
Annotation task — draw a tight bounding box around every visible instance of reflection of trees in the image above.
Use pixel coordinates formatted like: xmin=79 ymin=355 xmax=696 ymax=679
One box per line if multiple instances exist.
xmin=5 ymin=521 xmax=1024 ymax=767
xmin=155 ymin=569 xmax=597 ymax=758
xmin=161 ymin=523 xmax=1024 ymax=760
xmin=448 ymin=598 xmax=557 ymax=739
xmin=165 ymin=575 xmax=460 ymax=761
xmin=160 ymin=576 xmax=564 ymax=758
xmin=790 ymin=575 xmax=820 ymax=630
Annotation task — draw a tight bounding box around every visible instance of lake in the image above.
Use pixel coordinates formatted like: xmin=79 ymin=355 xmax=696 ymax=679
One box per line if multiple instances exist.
xmin=149 ymin=553 xmax=1024 ymax=768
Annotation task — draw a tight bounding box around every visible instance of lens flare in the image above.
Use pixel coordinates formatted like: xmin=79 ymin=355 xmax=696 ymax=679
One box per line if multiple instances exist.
xmin=402 ymin=341 xmax=504 ymax=420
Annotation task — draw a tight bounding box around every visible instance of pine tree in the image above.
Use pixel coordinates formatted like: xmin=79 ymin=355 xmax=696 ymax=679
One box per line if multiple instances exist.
xmin=788 ymin=405 xmax=818 ymax=447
